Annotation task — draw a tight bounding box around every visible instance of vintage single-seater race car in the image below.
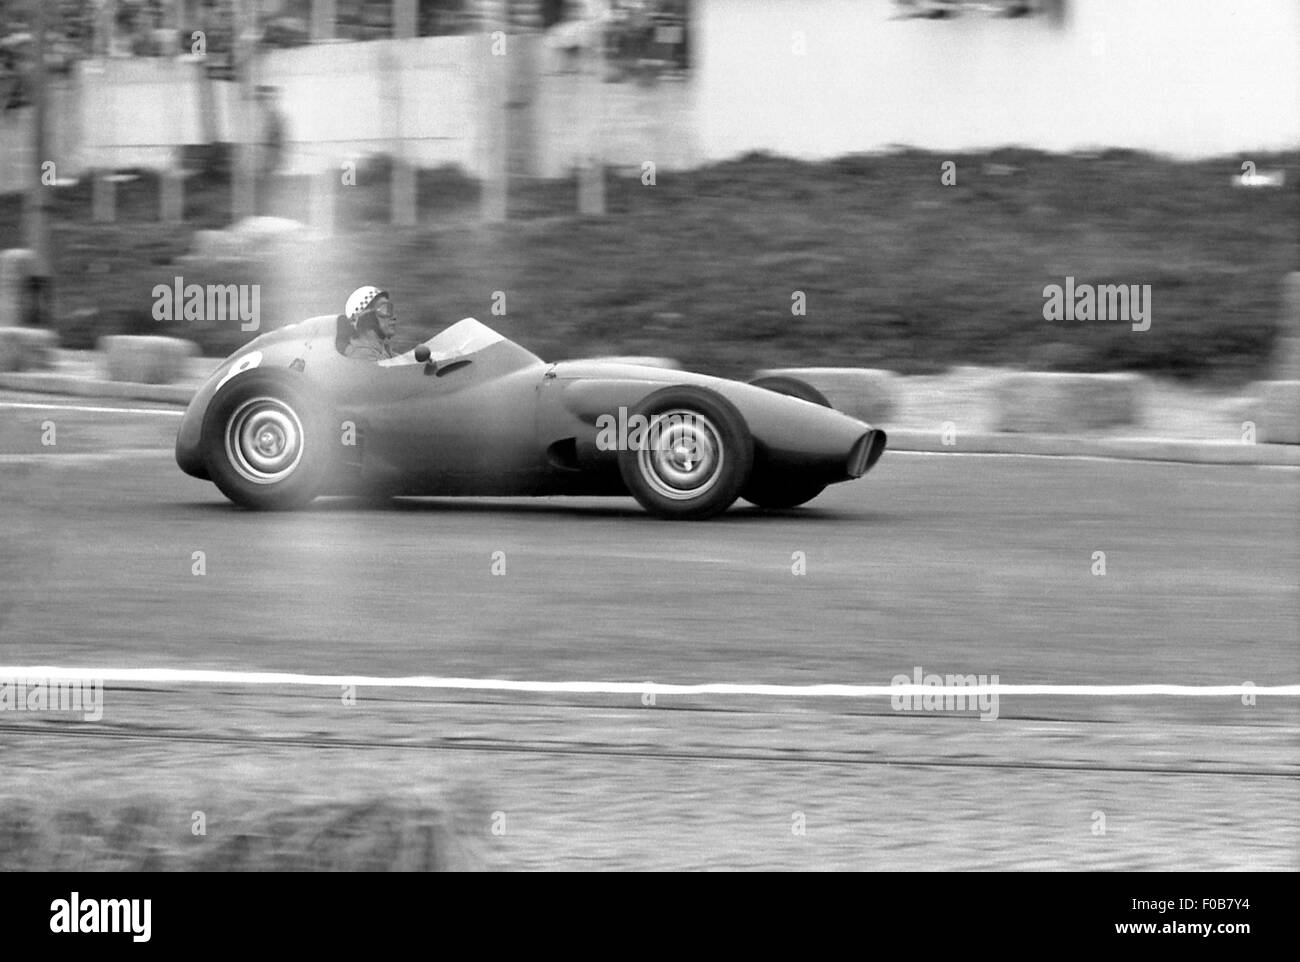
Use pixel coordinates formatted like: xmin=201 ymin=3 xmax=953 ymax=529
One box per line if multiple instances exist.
xmin=175 ymin=315 xmax=887 ymax=519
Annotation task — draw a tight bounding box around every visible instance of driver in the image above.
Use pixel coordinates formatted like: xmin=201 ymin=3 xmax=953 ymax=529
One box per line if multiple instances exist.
xmin=343 ymin=285 xmax=399 ymax=361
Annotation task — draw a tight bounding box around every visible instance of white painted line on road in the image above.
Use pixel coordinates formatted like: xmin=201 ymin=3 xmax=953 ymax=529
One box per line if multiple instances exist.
xmin=3 ymin=667 xmax=1297 ymax=698
xmin=887 ymin=449 xmax=1300 ymax=467
xmin=0 ymin=402 xmax=184 ymax=416
xmin=0 ymin=450 xmax=173 ymax=465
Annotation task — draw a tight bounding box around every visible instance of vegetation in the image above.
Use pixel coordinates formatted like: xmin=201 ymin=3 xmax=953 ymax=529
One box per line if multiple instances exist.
xmin=1 ymin=148 xmax=1295 ymax=383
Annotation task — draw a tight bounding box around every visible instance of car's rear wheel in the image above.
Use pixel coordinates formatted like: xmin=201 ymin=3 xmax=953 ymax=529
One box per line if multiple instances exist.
xmin=617 ymin=386 xmax=754 ymax=520
xmin=201 ymin=369 xmax=335 ymax=510
xmin=742 ymin=375 xmax=831 ymax=509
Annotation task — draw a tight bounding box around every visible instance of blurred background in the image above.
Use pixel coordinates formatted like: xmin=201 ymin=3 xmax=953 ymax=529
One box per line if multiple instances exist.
xmin=0 ymin=0 xmax=1296 ymax=379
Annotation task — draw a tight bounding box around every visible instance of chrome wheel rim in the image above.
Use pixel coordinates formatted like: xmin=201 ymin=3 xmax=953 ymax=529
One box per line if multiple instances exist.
xmin=636 ymin=408 xmax=724 ymax=501
xmin=225 ymin=397 xmax=305 ymax=484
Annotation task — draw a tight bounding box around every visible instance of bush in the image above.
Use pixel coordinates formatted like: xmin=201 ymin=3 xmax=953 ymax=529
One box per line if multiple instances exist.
xmin=13 ymin=149 xmax=1298 ymax=383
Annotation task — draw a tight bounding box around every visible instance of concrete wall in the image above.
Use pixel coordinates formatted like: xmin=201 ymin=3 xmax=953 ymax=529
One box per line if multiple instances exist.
xmin=78 ymin=57 xmax=211 ymax=170
xmin=2 ymin=1 xmax=1295 ymax=193
xmin=694 ymin=0 xmax=1300 ymax=160
xmin=1 ymin=34 xmax=687 ymax=184
xmin=73 ymin=37 xmax=489 ymax=177
xmin=1 ymin=36 xmax=493 ymax=184
xmin=258 ymin=36 xmax=488 ymax=176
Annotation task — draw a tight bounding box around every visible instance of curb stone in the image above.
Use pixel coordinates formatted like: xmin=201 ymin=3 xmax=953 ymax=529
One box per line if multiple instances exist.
xmin=98 ymin=335 xmax=199 ymax=385
xmin=991 ymin=371 xmax=1144 ymax=433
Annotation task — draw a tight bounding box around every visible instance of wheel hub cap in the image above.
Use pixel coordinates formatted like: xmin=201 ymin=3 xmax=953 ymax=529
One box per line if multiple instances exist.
xmin=225 ymin=397 xmax=305 ymax=484
xmin=637 ymin=410 xmax=724 ymax=501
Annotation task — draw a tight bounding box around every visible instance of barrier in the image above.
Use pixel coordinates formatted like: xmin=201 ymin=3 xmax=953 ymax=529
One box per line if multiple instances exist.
xmin=98 ymin=336 xmax=199 ymax=384
xmin=991 ymin=372 xmax=1144 ymax=433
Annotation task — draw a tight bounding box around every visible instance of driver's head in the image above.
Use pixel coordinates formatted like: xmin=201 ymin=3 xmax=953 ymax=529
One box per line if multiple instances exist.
xmin=345 ymin=285 xmax=397 ymax=340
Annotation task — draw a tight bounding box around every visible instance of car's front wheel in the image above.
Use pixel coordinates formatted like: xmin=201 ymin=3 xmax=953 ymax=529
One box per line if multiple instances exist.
xmin=617 ymin=386 xmax=754 ymax=520
xmin=201 ymin=369 xmax=335 ymax=510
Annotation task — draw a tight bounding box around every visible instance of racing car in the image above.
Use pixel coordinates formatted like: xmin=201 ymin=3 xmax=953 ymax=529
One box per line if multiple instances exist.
xmin=175 ymin=315 xmax=887 ymax=519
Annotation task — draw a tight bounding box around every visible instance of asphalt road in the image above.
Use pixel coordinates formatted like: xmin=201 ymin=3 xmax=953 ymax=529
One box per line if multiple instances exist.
xmin=1 ymin=394 xmax=1297 ymax=869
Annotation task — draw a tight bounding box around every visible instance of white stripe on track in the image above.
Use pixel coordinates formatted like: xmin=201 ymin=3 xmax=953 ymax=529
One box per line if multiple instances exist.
xmin=0 ymin=402 xmax=183 ymax=416
xmin=0 ymin=450 xmax=173 ymax=465
xmin=1 ymin=667 xmax=1295 ymax=698
xmin=886 ymin=449 xmax=1299 ymax=467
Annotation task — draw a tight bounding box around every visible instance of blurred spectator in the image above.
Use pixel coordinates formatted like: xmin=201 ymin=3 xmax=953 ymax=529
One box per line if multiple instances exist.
xmin=544 ymin=0 xmax=688 ymax=80
xmin=545 ymin=1 xmax=602 ymax=73
xmin=114 ymin=0 xmax=166 ymax=56
xmin=0 ymin=33 xmax=29 ymax=111
xmin=256 ymin=84 xmax=287 ymax=177
xmin=254 ymin=83 xmax=287 ymax=212
xmin=0 ymin=0 xmax=91 ymax=109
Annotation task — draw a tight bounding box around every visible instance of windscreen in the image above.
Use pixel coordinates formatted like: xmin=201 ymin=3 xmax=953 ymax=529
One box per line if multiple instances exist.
xmin=379 ymin=318 xmax=506 ymax=367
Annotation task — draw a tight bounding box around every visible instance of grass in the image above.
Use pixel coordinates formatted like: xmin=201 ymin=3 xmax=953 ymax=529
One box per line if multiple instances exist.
xmin=1 ymin=147 xmax=1296 ymax=384
xmin=0 ymin=793 xmax=466 ymax=871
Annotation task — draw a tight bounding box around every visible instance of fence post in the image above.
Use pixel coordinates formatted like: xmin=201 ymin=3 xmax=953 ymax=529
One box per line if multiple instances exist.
xmin=232 ymin=0 xmax=256 ymax=222
xmin=1276 ymin=272 xmax=1300 ymax=381
xmin=390 ymin=0 xmax=417 ymax=226
xmin=577 ymin=3 xmax=605 ymax=216
xmin=480 ymin=0 xmax=508 ymax=223
xmin=308 ymin=0 xmax=337 ymax=235
xmin=160 ymin=2 xmax=185 ymax=222
xmin=311 ymin=0 xmax=337 ymax=41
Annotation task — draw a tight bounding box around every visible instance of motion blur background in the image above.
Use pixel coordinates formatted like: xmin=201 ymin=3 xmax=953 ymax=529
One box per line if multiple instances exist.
xmin=0 ymin=0 xmax=1296 ymax=378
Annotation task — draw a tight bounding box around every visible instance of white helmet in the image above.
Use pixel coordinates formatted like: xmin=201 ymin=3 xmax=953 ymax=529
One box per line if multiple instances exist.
xmin=345 ymin=286 xmax=388 ymax=326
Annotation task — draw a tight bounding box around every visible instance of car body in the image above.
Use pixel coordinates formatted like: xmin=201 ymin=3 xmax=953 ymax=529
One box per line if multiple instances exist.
xmin=176 ymin=315 xmax=887 ymax=518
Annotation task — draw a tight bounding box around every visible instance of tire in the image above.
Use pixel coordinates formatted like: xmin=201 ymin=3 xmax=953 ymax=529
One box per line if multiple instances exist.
xmin=741 ymin=375 xmax=830 ymax=509
xmin=747 ymin=375 xmax=831 ymax=409
xmin=200 ymin=369 xmax=335 ymax=510
xmin=616 ymin=385 xmax=754 ymax=520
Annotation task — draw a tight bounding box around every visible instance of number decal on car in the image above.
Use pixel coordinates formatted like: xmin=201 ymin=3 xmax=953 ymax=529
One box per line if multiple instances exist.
xmin=214 ymin=351 xmax=263 ymax=392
